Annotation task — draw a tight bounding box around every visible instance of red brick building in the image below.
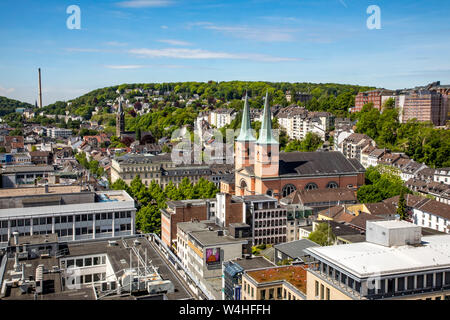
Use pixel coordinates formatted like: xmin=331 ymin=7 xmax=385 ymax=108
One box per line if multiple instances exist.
xmin=353 ymin=89 xmax=395 ymax=112
xmin=233 ymin=93 xmax=366 ymax=200
xmin=160 ymin=194 xmax=244 ymax=248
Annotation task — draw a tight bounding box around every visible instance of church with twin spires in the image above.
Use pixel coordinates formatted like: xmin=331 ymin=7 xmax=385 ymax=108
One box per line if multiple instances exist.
xmin=234 ymin=92 xmax=366 ymax=199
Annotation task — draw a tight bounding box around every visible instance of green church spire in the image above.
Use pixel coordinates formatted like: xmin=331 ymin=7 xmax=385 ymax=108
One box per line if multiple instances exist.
xmin=236 ymin=92 xmax=256 ymax=142
xmin=257 ymin=91 xmax=278 ymax=145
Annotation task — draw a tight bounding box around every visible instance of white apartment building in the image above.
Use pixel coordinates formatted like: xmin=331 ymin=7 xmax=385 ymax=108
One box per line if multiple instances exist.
xmin=340 ymin=133 xmax=375 ymax=164
xmin=434 ymin=168 xmax=450 ymax=185
xmin=47 ymin=127 xmax=73 ymax=139
xmin=209 ymin=109 xmax=236 ymax=129
xmin=277 ymin=107 xmax=332 ymax=141
xmin=411 ymin=199 xmax=450 ymax=234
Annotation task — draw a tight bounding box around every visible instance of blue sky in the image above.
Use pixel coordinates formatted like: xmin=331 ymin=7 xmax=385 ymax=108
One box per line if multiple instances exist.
xmin=0 ymin=0 xmax=449 ymax=105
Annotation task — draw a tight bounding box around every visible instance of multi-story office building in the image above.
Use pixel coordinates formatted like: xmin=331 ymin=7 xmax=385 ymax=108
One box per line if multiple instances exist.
xmin=161 ymin=198 xmax=216 ymax=248
xmin=241 ymin=195 xmax=288 ymax=246
xmin=176 ymin=220 xmax=250 ymax=299
xmin=161 ymin=193 xmax=244 ymax=248
xmin=0 ymin=185 xmax=136 ymax=246
xmin=1 ymin=165 xmax=55 ymax=188
xmin=305 ymin=220 xmax=450 ymax=300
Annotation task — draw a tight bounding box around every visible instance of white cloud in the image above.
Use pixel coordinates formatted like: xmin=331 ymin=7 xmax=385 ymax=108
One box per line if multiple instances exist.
xmin=116 ymin=0 xmax=173 ymax=8
xmin=158 ymin=39 xmax=193 ymax=46
xmin=105 ymin=65 xmax=148 ymax=69
xmin=160 ymin=25 xmax=168 ymax=29
xmin=190 ymin=22 xmax=298 ymax=42
xmin=129 ymin=48 xmax=300 ymax=62
xmin=0 ymin=86 xmax=15 ymax=95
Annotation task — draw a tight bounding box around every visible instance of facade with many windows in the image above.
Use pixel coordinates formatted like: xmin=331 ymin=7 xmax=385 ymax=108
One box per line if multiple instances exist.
xmin=0 ymin=186 xmax=136 ymax=246
xmin=305 ymin=221 xmax=450 ymax=300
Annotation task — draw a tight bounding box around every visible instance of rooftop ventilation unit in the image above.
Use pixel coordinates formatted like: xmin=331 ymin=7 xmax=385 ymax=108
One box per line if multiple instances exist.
xmin=108 ymin=240 xmax=118 ymax=246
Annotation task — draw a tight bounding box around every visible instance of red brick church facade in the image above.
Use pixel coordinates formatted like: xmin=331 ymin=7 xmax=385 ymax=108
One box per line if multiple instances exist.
xmin=233 ymin=93 xmax=365 ymax=199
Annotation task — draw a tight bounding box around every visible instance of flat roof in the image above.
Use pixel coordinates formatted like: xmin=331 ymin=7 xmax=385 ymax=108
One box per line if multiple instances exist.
xmin=0 ymin=185 xmax=83 ymax=198
xmin=1 ymin=236 xmax=192 ymax=300
xmin=305 ymin=235 xmax=450 ymax=278
xmin=246 ymin=265 xmax=308 ymax=294
xmin=368 ymin=220 xmax=419 ymax=229
xmin=190 ymin=230 xmax=248 ymax=247
xmin=2 ymin=165 xmax=55 ymax=173
xmin=274 ymin=239 xmax=320 ymax=258
xmin=232 ymin=257 xmax=275 ymax=270
xmin=0 ymin=190 xmax=135 ymax=219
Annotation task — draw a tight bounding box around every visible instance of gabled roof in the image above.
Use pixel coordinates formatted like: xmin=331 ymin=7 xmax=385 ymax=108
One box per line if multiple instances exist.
xmin=348 ymin=212 xmax=384 ymax=230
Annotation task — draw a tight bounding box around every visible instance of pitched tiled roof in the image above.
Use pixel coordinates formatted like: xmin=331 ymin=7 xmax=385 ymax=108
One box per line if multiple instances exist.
xmin=348 ymin=212 xmax=384 ymax=230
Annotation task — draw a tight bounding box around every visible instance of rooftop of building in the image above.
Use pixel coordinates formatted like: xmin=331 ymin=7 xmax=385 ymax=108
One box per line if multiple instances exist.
xmin=189 ymin=229 xmax=248 ymax=247
xmin=306 ymin=234 xmax=450 ymax=278
xmin=364 ymin=202 xmax=397 ymax=217
xmin=239 ymin=194 xmax=277 ymax=203
xmin=0 ymin=185 xmax=84 ymax=198
xmin=316 ymin=220 xmax=362 ymax=237
xmin=347 ymin=212 xmax=384 ymax=230
xmin=278 ymin=151 xmax=365 ymax=177
xmin=2 ymin=165 xmax=55 ymax=173
xmin=231 ymin=256 xmax=275 ymax=271
xmin=274 ymin=239 xmax=320 ymax=259
xmin=318 ymin=206 xmax=355 ymax=224
xmin=114 ymin=153 xmax=172 ymax=164
xmin=177 ymin=220 xmax=219 ymax=234
xmin=246 ymin=265 xmax=308 ymax=294
xmin=282 ymin=188 xmax=357 ymax=205
xmin=1 ymin=235 xmax=192 ymax=300
xmin=0 ymin=190 xmax=134 ymax=218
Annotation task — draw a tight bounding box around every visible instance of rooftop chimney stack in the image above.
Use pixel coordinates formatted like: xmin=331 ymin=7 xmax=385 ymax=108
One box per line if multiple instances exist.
xmin=13 ymin=231 xmax=19 ymax=246
xmin=38 ymin=68 xmax=43 ymax=108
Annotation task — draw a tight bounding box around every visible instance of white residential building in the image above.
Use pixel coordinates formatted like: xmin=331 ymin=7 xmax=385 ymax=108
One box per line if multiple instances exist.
xmin=277 ymin=106 xmax=332 ymax=141
xmin=209 ymin=109 xmax=236 ymax=128
xmin=434 ymin=168 xmax=450 ymax=185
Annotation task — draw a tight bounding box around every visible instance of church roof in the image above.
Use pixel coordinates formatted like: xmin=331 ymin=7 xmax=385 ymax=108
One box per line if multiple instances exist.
xmin=236 ymin=93 xmax=256 ymax=142
xmin=278 ymin=152 xmax=365 ymax=177
xmin=257 ymin=91 xmax=278 ymax=145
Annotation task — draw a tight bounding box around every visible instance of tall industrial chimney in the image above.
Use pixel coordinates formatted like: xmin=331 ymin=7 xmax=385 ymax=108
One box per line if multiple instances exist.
xmin=38 ymin=68 xmax=43 ymax=108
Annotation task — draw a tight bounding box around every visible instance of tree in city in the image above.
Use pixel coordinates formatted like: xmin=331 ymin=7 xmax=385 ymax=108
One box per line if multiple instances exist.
xmin=357 ymin=165 xmax=411 ymax=203
xmin=308 ymin=223 xmax=336 ymax=246
xmin=397 ymin=189 xmax=408 ymax=221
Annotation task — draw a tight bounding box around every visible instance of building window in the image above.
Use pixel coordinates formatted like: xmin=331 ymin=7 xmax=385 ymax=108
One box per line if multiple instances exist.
xmin=326 ymin=181 xmax=339 ymax=189
xmin=282 ymin=184 xmax=296 ymax=197
xmin=305 ymin=183 xmax=318 ymax=191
